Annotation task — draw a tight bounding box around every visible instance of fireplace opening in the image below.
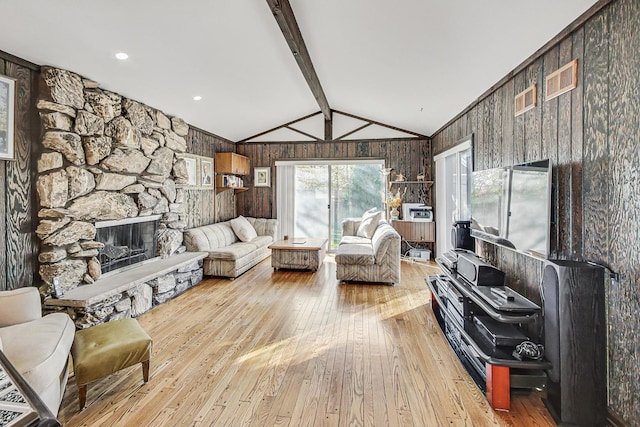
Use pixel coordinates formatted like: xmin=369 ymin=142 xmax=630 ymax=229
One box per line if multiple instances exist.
xmin=95 ymin=215 xmax=160 ymax=274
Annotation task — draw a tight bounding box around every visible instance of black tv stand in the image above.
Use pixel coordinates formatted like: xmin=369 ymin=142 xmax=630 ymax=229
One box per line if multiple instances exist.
xmin=427 ymin=252 xmax=551 ymax=411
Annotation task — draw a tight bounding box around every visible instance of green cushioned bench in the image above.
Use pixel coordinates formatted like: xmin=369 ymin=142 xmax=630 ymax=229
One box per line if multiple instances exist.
xmin=71 ymin=318 xmax=152 ymax=410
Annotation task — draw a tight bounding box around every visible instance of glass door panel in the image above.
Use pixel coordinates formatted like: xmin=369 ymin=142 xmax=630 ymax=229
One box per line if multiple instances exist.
xmin=330 ymin=164 xmax=384 ymax=250
xmin=294 ymin=165 xmax=329 ymax=239
xmin=287 ymin=161 xmax=385 ymax=252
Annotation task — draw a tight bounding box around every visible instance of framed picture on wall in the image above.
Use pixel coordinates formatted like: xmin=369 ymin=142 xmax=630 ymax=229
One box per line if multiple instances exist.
xmin=184 ymin=156 xmax=198 ymax=186
xmin=201 ymin=159 xmax=213 ymax=186
xmin=0 ymin=75 xmax=16 ymax=161
xmin=254 ymin=167 xmax=270 ymax=187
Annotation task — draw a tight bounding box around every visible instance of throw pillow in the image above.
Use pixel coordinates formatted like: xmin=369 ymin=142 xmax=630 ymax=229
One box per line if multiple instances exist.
xmin=356 ymin=210 xmax=382 ymax=238
xmin=230 ymin=216 xmax=258 ymax=242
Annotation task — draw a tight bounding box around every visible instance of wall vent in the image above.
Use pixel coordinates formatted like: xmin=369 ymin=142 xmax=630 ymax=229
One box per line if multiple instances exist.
xmin=514 ymin=84 xmax=537 ymax=116
xmin=546 ymin=59 xmax=578 ymax=101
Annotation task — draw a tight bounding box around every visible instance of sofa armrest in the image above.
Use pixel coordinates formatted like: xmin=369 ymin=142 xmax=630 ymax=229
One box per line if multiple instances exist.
xmin=0 ymin=288 xmax=42 ymax=327
xmin=262 ymin=219 xmax=278 ymax=240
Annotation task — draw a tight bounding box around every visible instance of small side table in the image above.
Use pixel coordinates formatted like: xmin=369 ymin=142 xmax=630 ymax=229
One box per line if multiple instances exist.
xmin=269 ymin=238 xmax=327 ymax=271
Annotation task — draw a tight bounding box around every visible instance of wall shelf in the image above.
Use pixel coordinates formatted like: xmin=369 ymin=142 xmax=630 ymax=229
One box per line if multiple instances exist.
xmin=215 ymin=187 xmax=249 ymax=194
xmin=390 ymin=180 xmax=433 ymax=186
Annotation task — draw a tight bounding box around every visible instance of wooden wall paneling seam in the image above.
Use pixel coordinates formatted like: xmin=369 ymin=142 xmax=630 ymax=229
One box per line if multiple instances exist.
xmin=484 ymin=94 xmax=494 ymax=169
xmin=502 ymin=79 xmax=515 ymax=168
xmin=524 ymin=60 xmax=544 ymax=163
xmin=570 ymin=27 xmax=585 ymax=259
xmin=542 ymin=46 xmax=560 ymax=258
xmin=0 ymin=58 xmax=6 ymax=290
xmin=492 ymin=88 xmax=503 ymax=168
xmin=557 ymin=38 xmax=574 ymax=259
xmin=475 ymin=102 xmax=485 ymax=170
xmin=513 ymin=71 xmax=526 ymax=164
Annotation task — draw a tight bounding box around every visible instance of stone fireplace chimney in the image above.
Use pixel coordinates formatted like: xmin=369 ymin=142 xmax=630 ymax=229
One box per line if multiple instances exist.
xmin=36 ymin=67 xmax=191 ymax=297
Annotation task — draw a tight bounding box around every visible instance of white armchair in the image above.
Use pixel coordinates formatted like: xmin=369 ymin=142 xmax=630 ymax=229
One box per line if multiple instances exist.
xmin=0 ymin=287 xmax=75 ymax=414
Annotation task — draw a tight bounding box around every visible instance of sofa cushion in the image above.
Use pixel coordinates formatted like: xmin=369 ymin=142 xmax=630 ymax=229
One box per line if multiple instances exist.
xmin=356 ymin=210 xmax=382 ymax=238
xmin=0 ymin=313 xmax=74 ymax=396
xmin=230 ymin=216 xmax=258 ymax=242
xmin=250 ymin=235 xmax=274 ymax=249
xmin=339 ymin=235 xmax=371 ymax=245
xmin=206 ymin=242 xmax=260 ymax=260
xmin=335 ymin=243 xmax=375 ymax=265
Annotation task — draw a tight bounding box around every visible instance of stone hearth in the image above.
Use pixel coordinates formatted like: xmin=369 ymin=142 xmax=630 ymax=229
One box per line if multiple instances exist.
xmin=44 ymin=252 xmax=207 ymax=329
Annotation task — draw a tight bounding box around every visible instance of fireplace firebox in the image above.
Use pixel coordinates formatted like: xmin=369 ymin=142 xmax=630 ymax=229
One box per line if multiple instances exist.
xmin=95 ymin=215 xmax=161 ymax=274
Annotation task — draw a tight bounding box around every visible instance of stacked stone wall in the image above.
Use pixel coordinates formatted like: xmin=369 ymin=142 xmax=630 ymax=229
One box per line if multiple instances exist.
xmin=36 ymin=67 xmax=191 ymax=297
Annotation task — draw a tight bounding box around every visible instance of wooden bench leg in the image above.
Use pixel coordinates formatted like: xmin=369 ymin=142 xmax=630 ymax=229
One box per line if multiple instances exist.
xmin=486 ymin=363 xmax=510 ymax=411
xmin=142 ymin=359 xmax=150 ymax=383
xmin=78 ymin=384 xmax=87 ymax=411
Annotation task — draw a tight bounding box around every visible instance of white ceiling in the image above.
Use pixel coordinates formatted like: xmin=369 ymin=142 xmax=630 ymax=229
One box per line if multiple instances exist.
xmin=2 ymin=0 xmax=597 ymax=141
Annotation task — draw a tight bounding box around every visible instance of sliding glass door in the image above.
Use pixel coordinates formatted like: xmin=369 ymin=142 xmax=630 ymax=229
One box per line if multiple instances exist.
xmin=434 ymin=136 xmax=472 ymax=256
xmin=277 ymin=160 xmax=385 ymax=250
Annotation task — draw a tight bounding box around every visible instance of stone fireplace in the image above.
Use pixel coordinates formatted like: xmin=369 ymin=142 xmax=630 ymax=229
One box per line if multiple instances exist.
xmin=35 ymin=66 xmax=192 ymax=297
xmin=35 ymin=66 xmax=206 ymax=328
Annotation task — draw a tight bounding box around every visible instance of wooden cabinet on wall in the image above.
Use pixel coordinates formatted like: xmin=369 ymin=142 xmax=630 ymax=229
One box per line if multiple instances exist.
xmin=215 ymin=152 xmax=249 ymax=176
xmin=391 ymin=220 xmax=435 ymax=242
xmin=215 ymin=152 xmax=250 ymax=193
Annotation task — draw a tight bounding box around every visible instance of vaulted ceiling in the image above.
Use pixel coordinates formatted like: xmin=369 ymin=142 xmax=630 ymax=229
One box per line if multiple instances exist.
xmin=2 ymin=0 xmax=598 ymax=141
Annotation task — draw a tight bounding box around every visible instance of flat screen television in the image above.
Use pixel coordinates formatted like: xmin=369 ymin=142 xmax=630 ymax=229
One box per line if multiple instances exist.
xmin=470 ymin=159 xmax=552 ymax=258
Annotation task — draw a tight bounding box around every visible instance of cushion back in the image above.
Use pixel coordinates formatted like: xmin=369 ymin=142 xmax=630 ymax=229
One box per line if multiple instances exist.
xmin=184 ymin=222 xmax=238 ymax=251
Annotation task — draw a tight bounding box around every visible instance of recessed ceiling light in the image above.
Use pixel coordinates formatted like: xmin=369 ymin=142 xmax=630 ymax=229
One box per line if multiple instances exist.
xmin=193 ymin=96 xmax=202 ymax=101
xmin=115 ymin=52 xmax=129 ymax=60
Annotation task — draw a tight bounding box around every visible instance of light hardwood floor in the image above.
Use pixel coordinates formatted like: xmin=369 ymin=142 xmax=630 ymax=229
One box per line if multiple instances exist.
xmin=57 ymin=256 xmax=555 ymax=426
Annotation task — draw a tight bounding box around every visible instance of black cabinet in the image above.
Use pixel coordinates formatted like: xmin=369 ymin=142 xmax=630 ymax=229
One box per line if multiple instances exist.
xmin=427 ymin=252 xmax=550 ymax=411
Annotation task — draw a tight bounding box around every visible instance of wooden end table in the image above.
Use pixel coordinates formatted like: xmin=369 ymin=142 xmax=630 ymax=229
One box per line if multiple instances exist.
xmin=268 ymin=238 xmax=327 ymax=271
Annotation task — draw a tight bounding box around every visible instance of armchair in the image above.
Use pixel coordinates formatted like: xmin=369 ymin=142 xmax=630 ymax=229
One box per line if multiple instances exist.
xmin=0 ymin=287 xmax=75 ymax=414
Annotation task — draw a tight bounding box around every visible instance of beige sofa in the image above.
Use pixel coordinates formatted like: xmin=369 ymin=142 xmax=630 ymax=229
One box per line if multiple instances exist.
xmin=335 ymin=217 xmax=401 ymax=284
xmin=0 ymin=287 xmax=75 ymax=415
xmin=184 ymin=216 xmax=277 ymax=278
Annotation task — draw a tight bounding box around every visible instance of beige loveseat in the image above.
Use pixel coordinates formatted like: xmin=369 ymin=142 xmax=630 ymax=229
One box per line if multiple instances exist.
xmin=0 ymin=287 xmax=75 ymax=414
xmin=184 ymin=216 xmax=278 ymax=278
xmin=335 ymin=216 xmax=401 ymax=284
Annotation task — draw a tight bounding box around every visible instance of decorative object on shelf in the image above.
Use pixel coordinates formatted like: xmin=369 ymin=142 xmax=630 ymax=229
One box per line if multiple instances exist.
xmin=395 ymin=173 xmax=405 ymax=182
xmin=201 ymin=159 xmax=213 ymax=186
xmin=0 ymin=74 xmax=16 ymax=160
xmin=254 ymin=166 xmax=270 ymax=187
xmin=387 ymin=189 xmax=405 ymax=220
xmin=416 ymin=173 xmax=425 ymax=181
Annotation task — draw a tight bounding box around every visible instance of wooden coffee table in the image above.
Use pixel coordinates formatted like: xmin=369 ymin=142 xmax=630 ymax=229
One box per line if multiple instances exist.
xmin=268 ymin=238 xmax=327 ymax=271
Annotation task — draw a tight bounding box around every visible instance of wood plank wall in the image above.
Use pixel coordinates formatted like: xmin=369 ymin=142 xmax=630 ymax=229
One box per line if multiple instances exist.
xmin=432 ymin=0 xmax=639 ymax=423
xmin=183 ymin=128 xmax=236 ymax=227
xmin=0 ymin=54 xmax=39 ymax=291
xmin=235 ymin=138 xmax=431 ymax=219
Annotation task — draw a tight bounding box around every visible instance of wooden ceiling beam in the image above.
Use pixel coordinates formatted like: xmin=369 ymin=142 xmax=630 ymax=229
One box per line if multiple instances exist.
xmin=266 ymin=0 xmax=332 ymax=121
